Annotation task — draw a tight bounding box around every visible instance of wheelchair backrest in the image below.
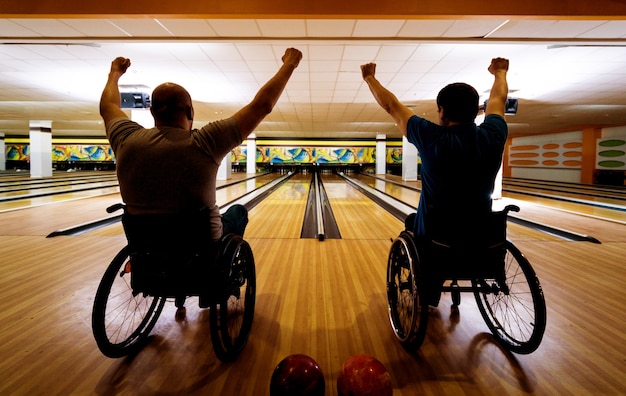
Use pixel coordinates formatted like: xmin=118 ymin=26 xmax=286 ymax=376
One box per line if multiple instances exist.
xmin=122 ymin=209 xmax=216 ymax=255
xmin=420 ymin=206 xmax=516 ymax=280
xmin=426 ymin=205 xmax=512 ymax=249
xmin=121 ymin=210 xmax=219 ymax=297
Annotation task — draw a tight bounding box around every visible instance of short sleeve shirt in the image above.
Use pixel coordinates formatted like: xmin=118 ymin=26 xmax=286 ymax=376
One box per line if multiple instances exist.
xmin=107 ymin=117 xmax=242 ymax=239
xmin=406 ymin=114 xmax=508 ymax=239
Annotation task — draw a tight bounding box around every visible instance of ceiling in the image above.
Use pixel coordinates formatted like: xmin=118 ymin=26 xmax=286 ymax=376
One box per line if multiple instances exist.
xmin=1 ymin=18 xmax=626 ymax=140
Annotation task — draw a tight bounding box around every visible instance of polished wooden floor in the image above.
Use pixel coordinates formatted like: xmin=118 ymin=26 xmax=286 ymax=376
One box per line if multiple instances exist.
xmin=0 ymin=171 xmax=625 ymax=395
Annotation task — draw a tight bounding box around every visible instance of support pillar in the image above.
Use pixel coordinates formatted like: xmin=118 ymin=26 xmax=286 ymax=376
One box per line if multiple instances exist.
xmin=29 ymin=121 xmax=52 ymax=178
xmin=376 ymin=134 xmax=386 ymax=175
xmin=402 ymin=136 xmax=418 ymax=181
xmin=246 ymin=133 xmax=257 ymax=174
xmin=581 ymin=127 xmax=601 ymax=184
xmin=217 ymin=154 xmax=232 ymax=180
xmin=0 ymin=133 xmax=5 ymax=171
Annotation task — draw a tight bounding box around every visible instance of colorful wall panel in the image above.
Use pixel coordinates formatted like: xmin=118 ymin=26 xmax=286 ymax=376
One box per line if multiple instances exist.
xmin=8 ymin=142 xmax=404 ymax=165
xmin=267 ymin=147 xmax=315 ymax=163
xmin=231 ymin=145 xmax=402 ymax=164
xmin=51 ymin=145 xmax=115 ymax=161
xmin=387 ymin=148 xmax=403 ymax=164
xmin=509 ymin=140 xmax=583 ymax=169
xmin=596 ymin=138 xmax=626 ymax=170
xmin=6 ymin=144 xmax=29 ymax=161
xmin=231 ymin=146 xmax=246 ymax=163
xmin=6 ymin=144 xmax=115 ymax=162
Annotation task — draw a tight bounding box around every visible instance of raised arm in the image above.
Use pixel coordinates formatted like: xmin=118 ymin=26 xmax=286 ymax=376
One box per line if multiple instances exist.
xmin=99 ymin=57 xmax=131 ymax=130
xmin=485 ymin=57 xmax=509 ymax=117
xmin=361 ymin=63 xmax=415 ymax=136
xmin=232 ymin=48 xmax=302 ymax=140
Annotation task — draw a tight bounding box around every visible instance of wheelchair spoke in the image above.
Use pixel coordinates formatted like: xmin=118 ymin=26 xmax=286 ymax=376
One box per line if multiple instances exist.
xmin=474 ymin=241 xmax=546 ymax=354
xmin=386 ymin=233 xmax=428 ymax=350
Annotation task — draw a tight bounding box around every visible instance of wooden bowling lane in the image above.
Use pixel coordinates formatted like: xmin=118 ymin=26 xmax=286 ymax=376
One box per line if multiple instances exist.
xmin=1 ymin=171 xmax=625 ymax=395
xmin=4 ymin=172 xmax=283 ymax=238
xmin=504 ymin=177 xmax=626 ymax=204
xmin=0 ymin=171 xmax=119 ymax=208
xmin=320 ymin=173 xmax=403 ymax=240
xmin=0 ymin=185 xmax=121 ymax=213
xmin=353 ymin=173 xmax=420 ymax=205
xmin=0 ymin=193 xmax=125 ymax=237
xmin=503 ymin=190 xmax=626 ymax=223
xmin=215 ymin=172 xmax=279 ymax=205
xmin=351 ymin=173 xmax=566 ymax=242
xmin=355 ymin=173 xmax=626 ymax=243
xmin=0 ymin=173 xmax=117 ymax=192
xmin=0 ymin=171 xmax=269 ymax=214
xmin=0 ymin=172 xmax=118 ymax=213
xmin=244 ymin=172 xmax=311 ymax=239
xmin=369 ymin=172 xmax=626 ymax=224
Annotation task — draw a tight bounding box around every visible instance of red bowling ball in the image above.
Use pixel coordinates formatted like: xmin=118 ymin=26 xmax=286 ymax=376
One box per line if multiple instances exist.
xmin=270 ymin=354 xmax=325 ymax=396
xmin=337 ymin=354 xmax=393 ymax=396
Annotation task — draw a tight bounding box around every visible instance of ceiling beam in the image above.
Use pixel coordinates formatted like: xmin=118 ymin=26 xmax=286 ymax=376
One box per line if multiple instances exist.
xmin=2 ymin=0 xmax=626 ymax=19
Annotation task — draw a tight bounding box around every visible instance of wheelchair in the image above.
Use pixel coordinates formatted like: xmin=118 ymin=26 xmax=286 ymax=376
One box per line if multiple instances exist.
xmin=386 ymin=205 xmax=546 ymax=354
xmin=92 ymin=204 xmax=256 ymax=362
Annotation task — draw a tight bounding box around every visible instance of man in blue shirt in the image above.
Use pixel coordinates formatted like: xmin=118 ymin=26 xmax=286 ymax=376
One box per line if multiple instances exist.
xmin=361 ymin=58 xmax=510 ymax=246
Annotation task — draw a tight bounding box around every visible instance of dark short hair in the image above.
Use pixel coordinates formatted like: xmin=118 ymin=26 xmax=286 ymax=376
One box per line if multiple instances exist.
xmin=436 ymin=83 xmax=479 ymax=123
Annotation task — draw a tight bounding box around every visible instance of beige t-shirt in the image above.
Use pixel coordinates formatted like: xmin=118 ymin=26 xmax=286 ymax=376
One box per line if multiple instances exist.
xmin=107 ymin=117 xmax=242 ymax=239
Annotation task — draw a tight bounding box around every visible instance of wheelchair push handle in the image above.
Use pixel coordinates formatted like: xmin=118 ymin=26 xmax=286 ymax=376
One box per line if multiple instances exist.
xmin=106 ymin=203 xmax=127 ymax=214
xmin=502 ymin=204 xmax=520 ymax=214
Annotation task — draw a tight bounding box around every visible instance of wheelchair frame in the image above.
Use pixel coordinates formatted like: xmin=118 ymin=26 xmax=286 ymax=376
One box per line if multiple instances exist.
xmin=386 ymin=205 xmax=547 ymax=354
xmin=91 ymin=204 xmax=256 ymax=362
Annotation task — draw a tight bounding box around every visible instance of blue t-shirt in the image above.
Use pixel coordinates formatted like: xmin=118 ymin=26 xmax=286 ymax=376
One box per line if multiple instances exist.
xmin=406 ymin=114 xmax=508 ymax=242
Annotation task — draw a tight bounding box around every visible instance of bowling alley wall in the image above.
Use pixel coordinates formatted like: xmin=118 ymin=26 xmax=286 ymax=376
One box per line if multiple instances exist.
xmin=507 ymin=125 xmax=626 ymax=185
xmin=5 ymin=128 xmax=626 ymax=186
xmin=3 ymin=137 xmax=405 ymax=171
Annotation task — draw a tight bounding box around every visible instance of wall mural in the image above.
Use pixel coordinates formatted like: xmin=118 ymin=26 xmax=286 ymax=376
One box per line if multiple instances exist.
xmin=233 ymin=146 xmax=401 ymax=164
xmin=6 ymin=144 xmax=29 ymax=161
xmin=6 ymin=144 xmax=404 ymax=164
xmin=51 ymin=145 xmax=115 ymax=162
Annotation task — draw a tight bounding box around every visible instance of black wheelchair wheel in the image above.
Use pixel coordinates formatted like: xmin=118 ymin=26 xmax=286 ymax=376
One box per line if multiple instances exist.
xmin=473 ymin=240 xmax=547 ymax=354
xmin=210 ymin=236 xmax=256 ymax=362
xmin=386 ymin=231 xmax=429 ymax=351
xmin=92 ymin=246 xmax=166 ymax=358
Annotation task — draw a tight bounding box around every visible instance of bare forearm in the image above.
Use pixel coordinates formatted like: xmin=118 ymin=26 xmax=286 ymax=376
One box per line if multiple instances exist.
xmin=485 ymin=58 xmax=509 ymax=116
xmin=234 ymin=62 xmax=298 ymax=137
xmin=99 ymin=73 xmax=123 ymax=115
xmin=363 ymin=75 xmax=413 ymax=133
xmin=100 ymin=57 xmax=131 ymax=126
xmin=252 ymin=62 xmax=297 ymax=115
xmin=489 ymin=71 xmax=508 ymax=104
xmin=364 ymin=75 xmax=399 ymax=115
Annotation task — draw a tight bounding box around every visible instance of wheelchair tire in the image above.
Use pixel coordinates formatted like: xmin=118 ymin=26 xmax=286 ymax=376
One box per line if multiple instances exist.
xmin=386 ymin=231 xmax=429 ymax=351
xmin=210 ymin=235 xmax=256 ymax=362
xmin=473 ymin=240 xmax=547 ymax=354
xmin=92 ymin=246 xmax=166 ymax=358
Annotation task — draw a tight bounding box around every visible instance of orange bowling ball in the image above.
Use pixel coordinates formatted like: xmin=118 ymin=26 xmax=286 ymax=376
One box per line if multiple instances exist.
xmin=337 ymin=354 xmax=393 ymax=396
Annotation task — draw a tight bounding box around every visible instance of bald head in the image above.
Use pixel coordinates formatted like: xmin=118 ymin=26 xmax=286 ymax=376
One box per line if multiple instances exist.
xmin=150 ymin=82 xmax=194 ymax=129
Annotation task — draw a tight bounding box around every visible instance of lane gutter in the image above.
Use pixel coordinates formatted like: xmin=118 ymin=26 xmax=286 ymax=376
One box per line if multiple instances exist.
xmin=300 ymin=171 xmax=341 ymax=240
